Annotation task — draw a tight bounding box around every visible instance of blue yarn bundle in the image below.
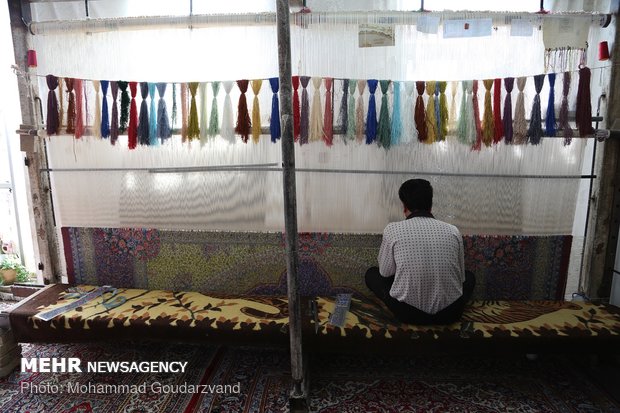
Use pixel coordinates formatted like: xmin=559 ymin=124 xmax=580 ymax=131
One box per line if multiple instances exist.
xmin=527 ymin=74 xmax=545 ymax=145
xmin=377 ymin=80 xmax=391 ymax=148
xmin=148 ymin=83 xmax=158 ymax=145
xmin=545 ymin=73 xmax=556 ymax=137
xmin=100 ymin=80 xmax=110 ymax=138
xmin=366 ymin=79 xmax=378 ymax=144
xmin=138 ymin=82 xmax=150 ymax=145
xmin=269 ymin=77 xmax=281 ymax=142
xmin=156 ymin=83 xmax=171 ymax=142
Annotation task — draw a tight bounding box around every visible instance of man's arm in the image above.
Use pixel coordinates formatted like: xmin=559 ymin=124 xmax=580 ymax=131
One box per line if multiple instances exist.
xmin=458 ymin=233 xmax=465 ymax=283
xmin=378 ymin=226 xmax=396 ymax=277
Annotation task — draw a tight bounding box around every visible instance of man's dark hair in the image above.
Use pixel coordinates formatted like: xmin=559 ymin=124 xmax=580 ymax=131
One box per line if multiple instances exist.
xmin=398 ymin=179 xmax=433 ymax=212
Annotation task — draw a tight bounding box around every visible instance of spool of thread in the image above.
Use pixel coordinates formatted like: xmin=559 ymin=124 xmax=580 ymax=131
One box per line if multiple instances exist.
xmin=599 ymin=41 xmax=610 ymax=61
xmin=27 ymin=50 xmax=37 ymax=67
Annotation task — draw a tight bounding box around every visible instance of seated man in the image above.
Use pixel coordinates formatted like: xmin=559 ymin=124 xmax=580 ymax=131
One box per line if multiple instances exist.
xmin=365 ymin=179 xmax=475 ymax=325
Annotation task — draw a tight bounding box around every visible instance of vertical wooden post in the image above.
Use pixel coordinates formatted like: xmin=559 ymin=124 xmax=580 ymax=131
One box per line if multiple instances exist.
xmin=7 ymin=0 xmax=61 ymax=284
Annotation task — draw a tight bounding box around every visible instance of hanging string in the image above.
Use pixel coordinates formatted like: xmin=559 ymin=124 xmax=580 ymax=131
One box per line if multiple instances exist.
xmin=235 ymin=80 xmax=251 ymax=143
xmin=337 ymin=79 xmax=348 ymax=140
xmin=251 ymin=79 xmax=263 ymax=144
xmin=180 ymin=83 xmax=189 ymax=142
xmin=74 ymin=79 xmax=84 ymax=139
xmin=100 ymin=80 xmax=110 ymax=139
xmin=355 ymin=80 xmax=366 ymax=143
xmin=138 ymin=82 xmax=150 ymax=145
xmin=65 ymin=78 xmax=75 ymax=134
xmin=391 ymin=81 xmax=402 ymax=146
xmin=208 ymin=81 xmax=220 ymax=138
xmin=127 ymin=82 xmax=138 ymax=148
xmin=424 ymin=81 xmax=437 ymax=144
xmin=527 ymin=74 xmax=545 ymax=145
xmin=91 ymin=81 xmax=101 ymax=139
xmin=187 ymin=82 xmax=200 ymax=140
xmin=513 ymin=77 xmax=528 ymax=145
xmin=575 ymin=66 xmax=595 ymax=137
xmin=449 ymin=81 xmax=458 ymax=135
xmin=471 ymin=80 xmax=482 ymax=150
xmin=457 ymin=80 xmax=473 ymax=145
xmin=402 ymin=81 xmax=417 ymax=144
xmin=346 ymin=79 xmax=356 ymax=142
xmin=221 ymin=81 xmax=235 ymax=143
xmin=323 ymin=77 xmax=333 ymax=146
xmin=481 ymin=79 xmax=494 ymax=147
xmin=156 ymin=83 xmax=171 ymax=143
xmin=300 ymin=76 xmax=310 ymax=145
xmin=559 ymin=72 xmax=573 ymax=145
xmin=493 ymin=78 xmax=503 ymax=143
xmin=118 ymin=81 xmax=129 ymax=133
xmin=45 ymin=75 xmax=59 ymax=136
xmin=545 ymin=73 xmax=557 ymax=137
xmin=377 ymin=80 xmax=391 ymax=148
xmin=171 ymin=83 xmax=177 ymax=129
xmin=414 ymin=81 xmax=427 ymax=142
xmin=148 ymin=83 xmax=158 ymax=146
xmin=110 ymin=82 xmax=119 ymax=144
xmin=366 ymin=79 xmax=378 ymax=144
xmin=292 ymin=76 xmax=300 ymax=141
xmin=503 ymin=78 xmax=514 ymax=144
xmin=438 ymin=81 xmax=448 ymax=141
xmin=199 ymin=82 xmax=208 ymax=144
xmin=309 ymin=77 xmax=323 ymax=143
xmin=269 ymin=77 xmax=281 ymax=143
xmin=58 ymin=78 xmax=64 ymax=133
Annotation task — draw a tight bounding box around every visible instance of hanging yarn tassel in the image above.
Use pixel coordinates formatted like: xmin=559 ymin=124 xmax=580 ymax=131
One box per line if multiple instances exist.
xmin=481 ymin=79 xmax=494 ymax=147
xmin=181 ymin=83 xmax=189 ymax=142
xmin=471 ymin=80 xmax=483 ymax=150
xmin=559 ymin=72 xmax=573 ymax=145
xmin=83 ymin=82 xmax=89 ymax=129
xmin=118 ymin=81 xmax=129 ymax=133
xmin=503 ymin=78 xmax=514 ymax=144
xmin=355 ymin=80 xmax=366 ymax=142
xmin=65 ymin=78 xmax=75 ymax=134
xmin=309 ymin=77 xmax=323 ymax=142
xmin=269 ymin=77 xmax=281 ymax=143
xmin=457 ymin=81 xmax=469 ymax=144
xmin=545 ymin=73 xmax=557 ymax=137
xmin=292 ymin=76 xmax=300 ymax=141
xmin=415 ymin=81 xmax=427 ymax=142
xmin=366 ymin=79 xmax=378 ymax=144
xmin=434 ymin=83 xmax=441 ymax=140
xmin=110 ymin=82 xmax=119 ymax=144
xmin=513 ymin=77 xmax=528 ymax=144
xmin=449 ymin=81 xmax=458 ymax=134
xmin=149 ymin=83 xmax=158 ymax=146
xmin=156 ymin=83 xmax=171 ymax=143
xmin=58 ymin=78 xmax=64 ymax=133
xmin=300 ymin=76 xmax=310 ymax=145
xmin=575 ymin=67 xmax=595 ymax=137
xmin=337 ymin=79 xmax=348 ymax=139
xmin=74 ymin=79 xmax=84 ymax=139
xmin=45 ymin=75 xmax=59 ymax=135
xmin=424 ymin=81 xmax=437 ymax=144
xmin=100 ymin=80 xmax=110 ymax=139
xmin=377 ymin=80 xmax=391 ymax=148
xmin=171 ymin=83 xmax=177 ymax=129
xmin=438 ymin=81 xmax=448 ymax=141
xmin=493 ymin=78 xmax=503 ymax=143
xmin=235 ymin=80 xmax=251 ymax=143
xmin=251 ymin=79 xmax=262 ymax=143
xmin=187 ymin=82 xmax=200 ymax=140
xmin=127 ymin=82 xmax=138 ymax=149
xmin=346 ymin=79 xmax=356 ymax=142
xmin=199 ymin=82 xmax=208 ymax=144
xmin=391 ymin=81 xmax=402 ymax=146
xmin=92 ymin=81 xmax=101 ymax=139
xmin=221 ymin=81 xmax=235 ymax=143
xmin=528 ymin=74 xmax=545 ymax=145
xmin=402 ymin=81 xmax=417 ymax=144
xmin=208 ymin=81 xmax=220 ymax=138
xmin=138 ymin=82 xmax=150 ymax=145
xmin=323 ymin=77 xmax=333 ymax=146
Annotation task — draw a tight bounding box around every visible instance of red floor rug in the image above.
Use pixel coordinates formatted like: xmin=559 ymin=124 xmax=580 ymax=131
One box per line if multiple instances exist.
xmin=1 ymin=342 xmax=618 ymax=412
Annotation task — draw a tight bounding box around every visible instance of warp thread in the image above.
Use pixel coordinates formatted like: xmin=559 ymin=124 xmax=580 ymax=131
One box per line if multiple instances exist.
xmin=337 ymin=79 xmax=348 ymax=140
xmin=110 ymin=82 xmax=119 ymax=144
xmin=323 ymin=77 xmax=333 ymax=146
xmin=65 ymin=78 xmax=75 ymax=134
xmin=292 ymin=76 xmax=300 ymax=140
xmin=513 ymin=77 xmax=528 ymax=144
xmin=309 ymin=77 xmax=323 ymax=142
xmin=402 ymin=81 xmax=417 ymax=144
xmin=180 ymin=83 xmax=188 ymax=142
xmin=128 ymin=82 xmax=138 ymax=149
xmin=251 ymin=79 xmax=263 ymax=143
xmin=92 ymin=81 xmax=101 ymax=139
xmin=481 ymin=79 xmax=494 ymax=147
xmin=221 ymin=81 xmax=235 ymax=143
xmin=545 ymin=73 xmax=557 ymax=137
xmin=366 ymin=79 xmax=378 ymax=144
xmin=559 ymin=72 xmax=573 ymax=145
xmin=74 ymin=79 xmax=84 ymax=139
xmin=235 ymin=80 xmax=251 ymax=143
xmin=149 ymin=83 xmax=158 ymax=146
xmin=356 ymin=80 xmax=366 ymax=142
xmin=100 ymin=80 xmax=110 ymax=139
xmin=187 ymin=82 xmax=200 ymax=141
xmin=391 ymin=81 xmax=402 ymax=146
xmin=199 ymin=82 xmax=208 ymax=144
xmin=414 ymin=81 xmax=427 ymax=142
xmin=138 ymin=82 xmax=150 ymax=145
xmin=527 ymin=74 xmax=544 ymax=145
xmin=46 ymin=75 xmax=59 ymax=135
xmin=156 ymin=83 xmax=171 ymax=142
xmin=208 ymin=82 xmax=220 ymax=138
xmin=575 ymin=66 xmax=595 ymax=137
xmin=438 ymin=81 xmax=448 ymax=141
xmin=471 ymin=80 xmax=482 ymax=150
xmin=269 ymin=77 xmax=281 ymax=142
xmin=377 ymin=80 xmax=391 ymax=148
xmin=118 ymin=81 xmax=129 ymax=133
xmin=493 ymin=78 xmax=503 ymax=143
xmin=425 ymin=81 xmax=437 ymax=144
xmin=300 ymin=76 xmax=310 ymax=145
xmin=503 ymin=78 xmax=514 ymax=143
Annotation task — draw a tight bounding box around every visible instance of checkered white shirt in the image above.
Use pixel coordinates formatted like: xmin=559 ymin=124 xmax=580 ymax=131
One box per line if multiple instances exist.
xmin=378 ymin=216 xmax=465 ymax=315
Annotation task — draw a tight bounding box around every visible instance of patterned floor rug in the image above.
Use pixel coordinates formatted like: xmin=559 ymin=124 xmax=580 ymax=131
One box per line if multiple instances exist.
xmin=0 ymin=341 xmax=618 ymax=412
